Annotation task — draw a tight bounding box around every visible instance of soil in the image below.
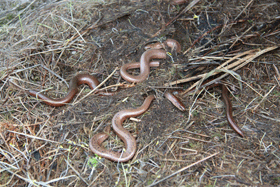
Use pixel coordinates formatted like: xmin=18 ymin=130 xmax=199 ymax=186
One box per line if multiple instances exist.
xmin=0 ymin=0 xmax=280 ymax=186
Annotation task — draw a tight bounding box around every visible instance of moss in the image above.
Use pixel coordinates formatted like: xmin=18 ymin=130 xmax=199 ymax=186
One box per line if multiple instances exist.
xmin=0 ymin=171 xmax=11 ymax=184
xmin=273 ymin=90 xmax=280 ymax=96
xmin=6 ymin=13 xmax=15 ymax=21
xmin=0 ymin=13 xmax=15 ymax=26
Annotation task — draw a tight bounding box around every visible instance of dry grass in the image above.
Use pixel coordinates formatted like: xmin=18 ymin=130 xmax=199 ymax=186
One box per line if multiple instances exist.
xmin=1 ymin=0 xmax=280 ymax=186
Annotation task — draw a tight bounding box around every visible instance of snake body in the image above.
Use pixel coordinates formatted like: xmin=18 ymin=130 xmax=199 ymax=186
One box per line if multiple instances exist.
xmin=89 ymin=95 xmax=155 ymax=162
xmin=28 ymin=73 xmax=112 ymax=107
xmin=221 ymin=84 xmax=244 ymax=137
xmin=120 ymin=49 xmax=166 ymax=83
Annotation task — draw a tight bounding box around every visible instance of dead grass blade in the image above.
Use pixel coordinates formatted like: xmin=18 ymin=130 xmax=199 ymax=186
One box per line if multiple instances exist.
xmin=6 ymin=130 xmax=61 ymax=144
xmin=72 ymin=67 xmax=118 ymax=106
xmin=152 ymin=0 xmax=201 ymax=37
xmin=64 ymin=159 xmax=89 ymax=186
xmin=147 ymin=152 xmax=219 ymax=187
xmin=164 ymin=46 xmax=279 ymax=96
xmin=253 ymin=85 xmax=276 ymax=111
xmin=165 ymin=49 xmax=257 ymax=87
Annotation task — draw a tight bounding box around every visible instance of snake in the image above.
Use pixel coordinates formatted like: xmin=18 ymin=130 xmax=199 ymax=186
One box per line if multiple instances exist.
xmin=89 ymin=95 xmax=155 ymax=162
xmin=28 ymin=73 xmax=113 ymax=107
xmin=220 ymin=84 xmax=244 ymax=137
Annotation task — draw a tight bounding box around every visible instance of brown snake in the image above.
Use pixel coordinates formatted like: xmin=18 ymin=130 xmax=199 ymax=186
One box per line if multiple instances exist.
xmin=89 ymin=95 xmax=155 ymax=162
xmin=28 ymin=73 xmax=113 ymax=107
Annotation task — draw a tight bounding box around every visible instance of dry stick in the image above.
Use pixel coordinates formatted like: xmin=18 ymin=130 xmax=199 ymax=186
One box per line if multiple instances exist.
xmin=5 ymin=0 xmax=37 ymax=26
xmin=40 ymin=64 xmax=69 ymax=87
xmin=253 ymin=85 xmax=276 ymax=111
xmin=152 ymin=0 xmax=200 ymax=38
xmin=89 ymin=168 xmax=105 ymax=186
xmin=0 ymin=131 xmax=13 ymax=153
xmin=135 ymin=138 xmax=158 ymax=160
xmin=228 ymin=25 xmax=254 ymax=50
xmin=234 ymin=0 xmax=254 ymax=21
xmin=182 ymin=54 xmax=255 ymax=95
xmin=6 ymin=130 xmax=60 ymax=144
xmin=165 ymin=46 xmax=278 ymax=96
xmin=44 ymin=175 xmax=77 ymax=185
xmin=54 ymin=15 xmax=89 ymax=66
xmin=64 ymin=159 xmax=89 ymax=186
xmin=181 ymin=136 xmax=211 ymax=143
xmin=183 ymin=24 xmax=223 ymax=55
xmin=274 ymin=76 xmax=280 ymax=87
xmin=258 ymin=114 xmax=280 ymax=123
xmin=63 ymin=12 xmax=103 ymax=47
xmin=0 ymin=169 xmax=18 ymax=186
xmin=147 ymin=152 xmax=219 ymax=187
xmin=1 ymin=168 xmax=51 ymax=187
xmin=59 ymin=16 xmax=86 ymax=43
xmin=273 ymin=64 xmax=280 ymax=80
xmin=229 ymin=46 xmax=278 ymax=73
xmin=72 ymin=67 xmax=118 ymax=105
xmin=183 ymin=46 xmax=278 ymax=95
xmin=98 ymin=82 xmax=128 ymax=92
xmin=183 ymin=18 xmax=252 ymax=55
xmin=202 ymin=47 xmax=279 ymax=100
xmin=164 ymin=49 xmax=257 ymax=86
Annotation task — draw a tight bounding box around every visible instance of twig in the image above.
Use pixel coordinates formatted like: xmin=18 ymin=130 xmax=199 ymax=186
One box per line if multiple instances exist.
xmin=228 ymin=25 xmax=254 ymax=50
xmin=183 ymin=24 xmax=223 ymax=55
xmin=5 ymin=0 xmax=37 ymax=26
xmin=7 ymin=130 xmax=61 ymax=144
xmin=0 ymin=166 xmax=52 ymax=187
xmin=183 ymin=18 xmax=250 ymax=54
xmin=257 ymin=114 xmax=280 ymax=122
xmin=164 ymin=49 xmax=257 ymax=86
xmin=72 ymin=67 xmax=118 ymax=105
xmin=164 ymin=46 xmax=279 ymax=97
xmin=64 ymin=159 xmax=89 ymax=186
xmin=253 ymin=85 xmax=276 ymax=111
xmin=273 ymin=64 xmax=280 ymax=81
xmin=66 ymin=11 xmax=103 ymax=44
xmin=89 ymin=168 xmax=105 ymax=186
xmin=181 ymin=136 xmax=211 ymax=143
xmin=152 ymin=0 xmax=201 ymax=37
xmin=147 ymin=152 xmax=219 ymax=187
xmin=40 ymin=64 xmax=69 ymax=87
xmin=234 ymin=0 xmax=254 ymax=21
xmin=44 ymin=175 xmax=77 ymax=185
xmin=135 ymin=138 xmax=158 ymax=160
xmin=58 ymin=16 xmax=86 ymax=43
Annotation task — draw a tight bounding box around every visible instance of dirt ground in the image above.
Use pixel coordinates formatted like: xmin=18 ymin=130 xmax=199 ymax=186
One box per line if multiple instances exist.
xmin=1 ymin=0 xmax=280 ymax=186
